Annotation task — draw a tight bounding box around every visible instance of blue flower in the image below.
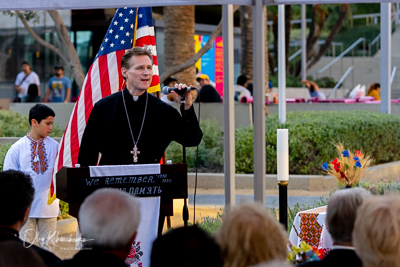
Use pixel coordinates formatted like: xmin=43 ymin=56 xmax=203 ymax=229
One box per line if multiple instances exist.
xmin=322 ymin=162 xmax=329 ymax=171
xmin=353 ymin=157 xmax=359 ymax=161
xmin=355 ymin=161 xmax=362 ymax=168
xmin=342 ymin=150 xmax=349 ymax=157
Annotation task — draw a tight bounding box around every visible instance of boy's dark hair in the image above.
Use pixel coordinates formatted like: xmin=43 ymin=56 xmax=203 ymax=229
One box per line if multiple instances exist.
xmin=21 ymin=61 xmax=30 ymax=66
xmin=236 ymin=75 xmax=248 ymax=86
xmin=150 ymin=225 xmax=222 ymax=267
xmin=0 ymin=170 xmax=35 ymax=225
xmin=29 ymin=104 xmax=55 ymax=126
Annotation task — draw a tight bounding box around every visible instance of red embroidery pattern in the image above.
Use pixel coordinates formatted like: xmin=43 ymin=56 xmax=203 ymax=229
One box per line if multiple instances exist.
xmin=125 ymin=241 xmax=143 ymax=266
xmin=299 ymin=213 xmax=323 ymax=247
xmin=27 ymin=135 xmax=49 ymax=174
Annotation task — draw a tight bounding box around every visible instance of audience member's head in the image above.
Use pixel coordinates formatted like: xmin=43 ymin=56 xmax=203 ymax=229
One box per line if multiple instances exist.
xmin=236 ymin=75 xmax=248 ymax=86
xmin=79 ymin=189 xmax=141 ymax=254
xmin=326 ymin=187 xmax=371 ymax=246
xmin=0 ymin=170 xmax=34 ymax=229
xmin=367 ymin=82 xmax=381 ymax=95
xmin=0 ymin=240 xmax=45 ymax=267
xmin=353 ymin=196 xmax=400 ymax=267
xmin=196 ymin=74 xmax=210 ymax=86
xmin=151 ymin=225 xmax=222 ymax=267
xmin=215 ymin=202 xmax=287 ymax=267
xmin=164 ymin=77 xmax=178 ymax=87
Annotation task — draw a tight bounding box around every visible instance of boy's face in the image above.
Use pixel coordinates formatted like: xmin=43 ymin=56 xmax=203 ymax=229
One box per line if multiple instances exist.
xmin=32 ymin=116 xmax=54 ymax=138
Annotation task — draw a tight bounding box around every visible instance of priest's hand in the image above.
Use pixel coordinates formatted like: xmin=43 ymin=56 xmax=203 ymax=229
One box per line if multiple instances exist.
xmin=171 ymin=83 xmax=194 ymax=110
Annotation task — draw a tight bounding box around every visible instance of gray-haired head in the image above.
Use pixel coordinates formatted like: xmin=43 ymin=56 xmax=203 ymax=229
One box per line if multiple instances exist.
xmin=78 ymin=188 xmax=141 ymax=250
xmin=326 ymin=187 xmax=371 ymax=245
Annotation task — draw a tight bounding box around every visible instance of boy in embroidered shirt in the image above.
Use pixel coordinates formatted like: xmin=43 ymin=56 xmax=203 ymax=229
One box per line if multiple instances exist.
xmin=3 ymin=104 xmax=59 ymax=252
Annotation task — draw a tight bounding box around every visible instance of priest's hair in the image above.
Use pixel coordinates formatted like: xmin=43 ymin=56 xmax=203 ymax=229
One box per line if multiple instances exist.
xmin=215 ymin=202 xmax=288 ymax=267
xmin=78 ymin=188 xmax=141 ymax=250
xmin=353 ymin=196 xmax=400 ymax=267
xmin=121 ymin=47 xmax=153 ymax=71
xmin=326 ymin=187 xmax=371 ymax=245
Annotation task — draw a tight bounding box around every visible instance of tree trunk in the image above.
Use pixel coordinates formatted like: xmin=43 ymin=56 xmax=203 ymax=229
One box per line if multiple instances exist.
xmin=239 ymin=6 xmax=253 ymax=78
xmin=163 ymin=6 xmax=196 ymax=86
xmin=239 ymin=6 xmax=269 ymax=90
xmin=48 ymin=10 xmax=85 ymax=88
xmin=307 ymin=4 xmax=350 ymax=70
xmin=159 ymin=6 xmax=239 ymax=84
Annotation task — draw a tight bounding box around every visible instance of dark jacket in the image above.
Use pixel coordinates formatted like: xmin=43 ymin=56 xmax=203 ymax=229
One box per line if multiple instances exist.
xmin=0 ymin=226 xmax=61 ymax=266
xmin=78 ymin=89 xmax=203 ymax=166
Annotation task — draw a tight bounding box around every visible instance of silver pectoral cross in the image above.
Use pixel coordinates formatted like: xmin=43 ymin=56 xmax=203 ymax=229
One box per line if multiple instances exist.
xmin=130 ymin=145 xmax=140 ymax=163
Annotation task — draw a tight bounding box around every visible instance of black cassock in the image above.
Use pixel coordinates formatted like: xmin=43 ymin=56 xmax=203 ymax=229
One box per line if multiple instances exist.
xmin=78 ymin=88 xmax=203 ymax=166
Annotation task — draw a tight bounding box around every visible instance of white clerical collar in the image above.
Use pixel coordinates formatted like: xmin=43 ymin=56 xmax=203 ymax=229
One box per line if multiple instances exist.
xmin=132 ymin=95 xmax=139 ymax=101
xmin=331 ymin=245 xmax=355 ymax=250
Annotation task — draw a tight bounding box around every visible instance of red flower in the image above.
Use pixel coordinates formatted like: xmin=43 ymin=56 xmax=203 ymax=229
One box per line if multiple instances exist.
xmin=332 ymin=159 xmax=338 ymax=165
xmin=355 ymin=150 xmax=363 ymax=158
xmin=340 ymin=172 xmax=346 ymax=179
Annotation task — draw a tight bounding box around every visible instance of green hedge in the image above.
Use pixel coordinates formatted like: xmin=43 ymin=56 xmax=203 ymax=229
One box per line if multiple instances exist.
xmin=2 ymin=110 xmax=400 ymax=175
xmin=0 ymin=110 xmax=64 ymax=137
xmin=236 ymin=110 xmax=400 ymax=174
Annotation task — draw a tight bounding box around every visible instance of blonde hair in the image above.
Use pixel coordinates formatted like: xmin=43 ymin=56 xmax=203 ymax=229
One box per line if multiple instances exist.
xmin=353 ymin=196 xmax=400 ymax=267
xmin=215 ymin=202 xmax=288 ymax=267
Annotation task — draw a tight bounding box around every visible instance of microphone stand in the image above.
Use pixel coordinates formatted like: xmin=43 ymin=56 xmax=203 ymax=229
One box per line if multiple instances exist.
xmin=181 ymin=94 xmax=189 ymax=227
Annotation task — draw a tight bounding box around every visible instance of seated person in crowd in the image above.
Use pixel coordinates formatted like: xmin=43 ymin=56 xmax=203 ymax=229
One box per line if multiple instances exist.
xmin=234 ymin=75 xmax=251 ymax=101
xmin=151 ymin=225 xmax=222 ymax=267
xmin=299 ymin=188 xmax=370 ymax=267
xmin=195 ymin=74 xmax=222 ymax=103
xmin=161 ymin=77 xmax=178 ymax=104
xmin=366 ymin=82 xmax=381 ymax=100
xmin=55 ymin=188 xmax=141 ymax=267
xmin=215 ymin=202 xmax=287 ymax=267
xmin=0 ymin=240 xmax=46 ymax=267
xmin=0 ymin=170 xmax=60 ymax=265
xmin=353 ymin=196 xmax=400 ymax=267
xmin=23 ymin=84 xmax=41 ymax=103
xmin=301 ymin=80 xmax=326 ymax=100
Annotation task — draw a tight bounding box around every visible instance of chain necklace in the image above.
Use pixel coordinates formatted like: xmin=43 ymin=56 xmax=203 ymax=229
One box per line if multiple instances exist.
xmin=122 ymin=90 xmax=148 ymax=163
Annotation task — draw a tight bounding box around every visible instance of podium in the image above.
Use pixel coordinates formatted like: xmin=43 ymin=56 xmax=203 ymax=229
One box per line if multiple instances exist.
xmin=56 ymin=164 xmax=188 ymax=233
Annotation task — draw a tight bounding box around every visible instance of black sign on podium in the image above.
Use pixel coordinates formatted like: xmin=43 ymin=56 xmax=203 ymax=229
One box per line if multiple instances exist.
xmin=56 ymin=164 xmax=188 ymax=218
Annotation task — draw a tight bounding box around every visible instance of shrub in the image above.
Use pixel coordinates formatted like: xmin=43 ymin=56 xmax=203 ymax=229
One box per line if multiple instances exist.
xmin=0 ymin=143 xmax=11 ymax=171
xmin=0 ymin=110 xmax=64 ymax=137
xmin=166 ymin=119 xmax=224 ymax=171
xmin=235 ymin=110 xmax=400 ymax=174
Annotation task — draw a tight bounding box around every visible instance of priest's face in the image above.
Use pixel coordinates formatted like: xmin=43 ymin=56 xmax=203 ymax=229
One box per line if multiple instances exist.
xmin=122 ymin=55 xmax=153 ymax=95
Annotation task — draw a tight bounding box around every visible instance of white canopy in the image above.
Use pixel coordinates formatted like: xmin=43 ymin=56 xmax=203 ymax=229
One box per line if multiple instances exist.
xmin=0 ymin=0 xmax=399 ymax=10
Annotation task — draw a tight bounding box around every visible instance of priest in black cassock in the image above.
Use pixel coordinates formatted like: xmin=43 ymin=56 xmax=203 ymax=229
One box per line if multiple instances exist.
xmin=78 ymin=47 xmax=203 ymax=166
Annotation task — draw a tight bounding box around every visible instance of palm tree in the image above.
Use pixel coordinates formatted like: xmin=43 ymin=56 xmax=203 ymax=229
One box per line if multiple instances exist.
xmin=163 ymin=6 xmax=196 ymax=86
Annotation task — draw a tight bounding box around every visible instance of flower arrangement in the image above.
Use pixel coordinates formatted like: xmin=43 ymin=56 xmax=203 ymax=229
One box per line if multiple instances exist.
xmin=288 ymin=241 xmax=324 ymax=264
xmin=321 ymin=143 xmax=373 ymax=187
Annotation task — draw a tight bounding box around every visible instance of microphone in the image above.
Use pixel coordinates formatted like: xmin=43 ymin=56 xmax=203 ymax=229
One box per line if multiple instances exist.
xmin=162 ymin=86 xmax=197 ymax=95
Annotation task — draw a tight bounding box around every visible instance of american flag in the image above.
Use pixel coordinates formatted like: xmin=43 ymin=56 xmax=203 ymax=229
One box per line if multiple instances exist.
xmin=48 ymin=7 xmax=160 ymax=204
